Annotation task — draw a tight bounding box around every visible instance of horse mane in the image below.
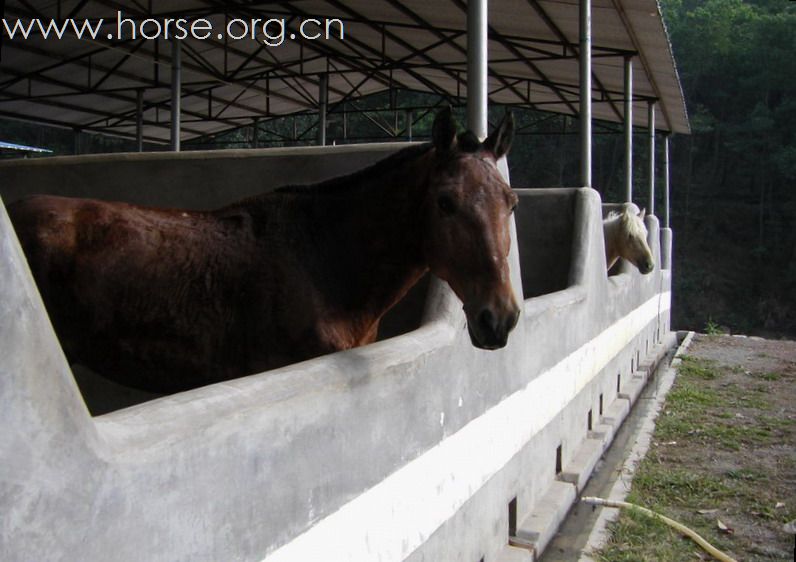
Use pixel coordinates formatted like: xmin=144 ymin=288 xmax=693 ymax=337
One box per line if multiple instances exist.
xmin=274 ymin=142 xmax=433 ymax=196
xmin=606 ymin=208 xmax=647 ymax=238
xmin=274 ymin=128 xmax=485 ymax=197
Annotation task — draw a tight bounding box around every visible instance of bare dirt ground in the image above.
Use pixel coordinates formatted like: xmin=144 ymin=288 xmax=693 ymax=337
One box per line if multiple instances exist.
xmin=597 ymin=334 xmax=796 ymax=561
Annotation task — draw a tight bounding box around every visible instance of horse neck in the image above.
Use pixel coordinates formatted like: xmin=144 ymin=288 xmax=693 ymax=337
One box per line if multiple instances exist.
xmin=603 ymin=216 xmax=622 ymax=268
xmin=304 ymin=148 xmax=434 ymax=330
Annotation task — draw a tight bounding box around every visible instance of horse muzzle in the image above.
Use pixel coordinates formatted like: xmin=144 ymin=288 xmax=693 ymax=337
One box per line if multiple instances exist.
xmin=639 ymin=259 xmax=654 ymax=274
xmin=466 ymin=302 xmax=520 ymax=350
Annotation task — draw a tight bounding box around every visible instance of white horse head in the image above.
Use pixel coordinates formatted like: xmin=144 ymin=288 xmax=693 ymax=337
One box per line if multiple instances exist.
xmin=603 ymin=203 xmax=654 ymax=274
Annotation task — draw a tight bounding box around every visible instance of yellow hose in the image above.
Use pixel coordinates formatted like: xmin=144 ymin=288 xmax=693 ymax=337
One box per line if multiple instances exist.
xmin=582 ymin=496 xmax=738 ymax=562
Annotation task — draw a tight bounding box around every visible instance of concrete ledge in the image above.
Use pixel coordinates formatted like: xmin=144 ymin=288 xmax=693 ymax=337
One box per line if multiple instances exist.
xmin=600 ymin=398 xmax=630 ymax=432
xmin=497 ymin=544 xmax=535 ymax=562
xmin=640 ymin=338 xmax=676 ymax=377
xmin=516 ymin=480 xmax=577 ymax=558
xmin=618 ymin=375 xmax=645 ymax=405
xmin=588 ymin=424 xmax=614 ymax=449
xmin=559 ymin=437 xmax=605 ymax=492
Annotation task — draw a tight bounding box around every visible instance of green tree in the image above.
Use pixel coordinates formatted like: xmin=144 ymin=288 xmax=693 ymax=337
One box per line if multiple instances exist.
xmin=662 ymin=0 xmax=796 ymax=334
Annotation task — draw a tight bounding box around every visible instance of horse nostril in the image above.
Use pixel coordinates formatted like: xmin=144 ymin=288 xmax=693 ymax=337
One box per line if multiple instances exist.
xmin=478 ymin=308 xmax=498 ymax=335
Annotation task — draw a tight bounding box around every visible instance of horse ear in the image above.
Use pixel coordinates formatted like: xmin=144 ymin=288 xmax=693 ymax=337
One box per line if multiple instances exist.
xmin=483 ymin=110 xmax=514 ymax=159
xmin=638 ymin=208 xmax=646 ymax=220
xmin=432 ymin=106 xmax=458 ymax=155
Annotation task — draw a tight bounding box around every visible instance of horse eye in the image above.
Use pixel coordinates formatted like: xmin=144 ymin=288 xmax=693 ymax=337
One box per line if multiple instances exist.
xmin=437 ymin=194 xmax=456 ymax=215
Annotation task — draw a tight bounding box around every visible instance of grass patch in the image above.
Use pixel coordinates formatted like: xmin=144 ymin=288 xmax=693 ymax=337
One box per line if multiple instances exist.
xmin=663 ymin=383 xmax=725 ymax=411
xmin=596 ymin=508 xmax=702 ymax=562
xmin=750 ymin=371 xmax=781 ymax=381
xmin=596 ymin=338 xmax=796 ymax=561
xmin=726 ymin=393 xmax=771 ymax=410
xmin=757 ymin=415 xmax=795 ymax=431
xmin=628 ymin=464 xmax=733 ymax=509
xmin=724 ymin=467 xmax=767 ymax=482
xmin=678 ymin=356 xmax=720 ymax=380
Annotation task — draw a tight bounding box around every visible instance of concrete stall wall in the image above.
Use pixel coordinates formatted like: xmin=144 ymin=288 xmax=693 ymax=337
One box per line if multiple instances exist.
xmin=0 ymin=145 xmax=672 ymax=562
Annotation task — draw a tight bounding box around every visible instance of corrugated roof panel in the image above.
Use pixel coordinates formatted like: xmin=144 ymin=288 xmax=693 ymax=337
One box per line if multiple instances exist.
xmin=0 ymin=0 xmax=689 ymax=143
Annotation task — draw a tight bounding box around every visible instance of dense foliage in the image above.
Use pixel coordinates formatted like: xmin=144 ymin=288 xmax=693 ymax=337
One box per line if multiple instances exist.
xmin=662 ymin=0 xmax=796 ymax=335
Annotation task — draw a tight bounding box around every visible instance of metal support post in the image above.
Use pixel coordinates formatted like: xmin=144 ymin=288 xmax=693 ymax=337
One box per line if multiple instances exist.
xmin=648 ymin=101 xmax=656 ymax=215
xmin=663 ymin=133 xmax=670 ymax=228
xmin=170 ymin=40 xmax=181 ymax=152
xmin=136 ymin=89 xmax=144 ymax=152
xmin=579 ymin=0 xmax=592 ymax=188
xmin=318 ymin=73 xmax=328 ymax=146
xmin=623 ymin=56 xmax=633 ymax=202
xmin=467 ymin=0 xmax=488 ymax=140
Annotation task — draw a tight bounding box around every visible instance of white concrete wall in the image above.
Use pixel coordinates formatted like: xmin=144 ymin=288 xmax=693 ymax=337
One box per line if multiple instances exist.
xmin=0 ymin=145 xmax=672 ymax=562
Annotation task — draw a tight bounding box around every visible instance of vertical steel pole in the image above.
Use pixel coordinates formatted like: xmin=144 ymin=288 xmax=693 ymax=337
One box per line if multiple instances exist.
xmin=318 ymin=73 xmax=328 ymax=146
xmin=170 ymin=40 xmax=181 ymax=152
xmin=579 ymin=0 xmax=592 ymax=188
xmin=136 ymin=89 xmax=144 ymax=152
xmin=467 ymin=0 xmax=488 ymax=140
xmin=394 ymin=110 xmax=399 ymax=138
xmin=407 ymin=110 xmax=413 ymax=141
xmin=252 ymin=117 xmax=259 ymax=149
xmin=648 ymin=101 xmax=656 ymax=215
xmin=623 ymin=56 xmax=633 ymax=202
xmin=663 ymin=133 xmax=670 ymax=228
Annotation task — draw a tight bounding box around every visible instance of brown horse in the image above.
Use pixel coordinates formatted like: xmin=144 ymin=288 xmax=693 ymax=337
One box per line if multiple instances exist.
xmin=603 ymin=203 xmax=654 ymax=274
xmin=8 ymin=108 xmax=520 ymax=393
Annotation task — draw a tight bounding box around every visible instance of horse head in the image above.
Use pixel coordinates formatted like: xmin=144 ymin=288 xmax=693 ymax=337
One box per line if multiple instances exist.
xmin=617 ymin=203 xmax=654 ymax=274
xmin=421 ymin=107 xmax=520 ymax=350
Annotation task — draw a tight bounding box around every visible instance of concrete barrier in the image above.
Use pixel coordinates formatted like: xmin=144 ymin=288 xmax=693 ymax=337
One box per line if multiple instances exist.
xmin=0 ymin=145 xmax=671 ymax=562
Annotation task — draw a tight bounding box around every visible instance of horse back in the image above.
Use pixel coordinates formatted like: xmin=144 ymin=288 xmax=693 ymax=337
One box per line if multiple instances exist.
xmin=9 ymin=194 xmax=233 ymax=286
xmin=7 ymin=195 xmax=257 ymax=390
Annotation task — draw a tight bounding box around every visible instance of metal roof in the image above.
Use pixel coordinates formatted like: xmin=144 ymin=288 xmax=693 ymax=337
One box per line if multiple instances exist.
xmin=0 ymin=140 xmax=52 ymax=152
xmin=0 ymin=0 xmax=689 ymax=145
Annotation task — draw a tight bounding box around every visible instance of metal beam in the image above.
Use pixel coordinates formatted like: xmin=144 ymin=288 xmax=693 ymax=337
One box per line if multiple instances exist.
xmin=318 ymin=73 xmax=328 ymax=146
xmin=467 ymin=0 xmax=488 ymax=138
xmin=610 ymin=0 xmax=675 ymax=132
xmin=136 ymin=89 xmax=144 ymax=152
xmin=663 ymin=133 xmax=670 ymax=228
xmin=0 ymin=108 xmax=170 ymax=145
xmin=525 ymin=0 xmax=623 ymax=122
xmin=647 ymin=101 xmax=656 ymax=215
xmin=0 ymin=41 xmax=263 ymax=127
xmin=624 ymin=56 xmax=633 ymax=202
xmin=579 ymin=0 xmax=592 ymax=188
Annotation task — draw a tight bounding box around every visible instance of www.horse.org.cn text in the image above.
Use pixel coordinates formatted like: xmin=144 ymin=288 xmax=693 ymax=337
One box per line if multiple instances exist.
xmin=2 ymin=11 xmax=346 ymax=47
